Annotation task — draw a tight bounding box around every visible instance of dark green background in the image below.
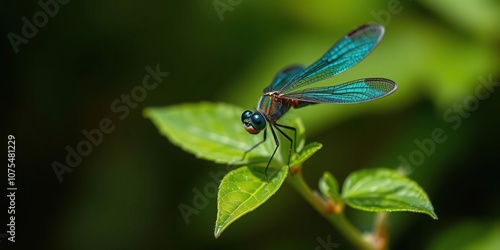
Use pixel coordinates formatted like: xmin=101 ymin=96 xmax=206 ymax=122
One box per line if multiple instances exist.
xmin=3 ymin=0 xmax=500 ymax=249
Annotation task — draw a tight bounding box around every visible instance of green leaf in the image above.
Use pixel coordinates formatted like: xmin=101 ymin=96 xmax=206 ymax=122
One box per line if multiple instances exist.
xmin=341 ymin=168 xmax=438 ymax=219
xmin=319 ymin=171 xmax=341 ymax=202
xmin=214 ymin=166 xmax=288 ymax=238
xmin=144 ymin=102 xmax=305 ymax=167
xmin=290 ymin=142 xmax=322 ymax=166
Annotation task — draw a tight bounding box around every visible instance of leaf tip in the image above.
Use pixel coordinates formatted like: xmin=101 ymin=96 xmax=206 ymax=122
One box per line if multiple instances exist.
xmin=214 ymin=225 xmax=224 ymax=239
xmin=214 ymin=227 xmax=222 ymax=239
xmin=431 ymin=213 xmax=439 ymax=220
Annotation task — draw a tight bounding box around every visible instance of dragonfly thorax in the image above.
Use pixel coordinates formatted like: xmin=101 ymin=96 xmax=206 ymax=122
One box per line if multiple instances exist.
xmin=256 ymin=94 xmax=293 ymax=123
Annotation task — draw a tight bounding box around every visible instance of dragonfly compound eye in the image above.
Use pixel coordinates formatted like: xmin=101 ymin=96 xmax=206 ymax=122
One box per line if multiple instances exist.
xmin=250 ymin=113 xmax=266 ymax=131
xmin=242 ymin=110 xmax=261 ymax=134
xmin=241 ymin=110 xmax=253 ymax=123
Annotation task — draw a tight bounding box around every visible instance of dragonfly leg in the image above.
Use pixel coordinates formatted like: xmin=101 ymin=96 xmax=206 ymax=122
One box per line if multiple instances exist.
xmin=242 ymin=129 xmax=267 ymax=162
xmin=274 ymin=123 xmax=294 ymax=176
xmin=265 ymin=125 xmax=280 ymax=182
xmin=275 ymin=122 xmax=297 ymax=151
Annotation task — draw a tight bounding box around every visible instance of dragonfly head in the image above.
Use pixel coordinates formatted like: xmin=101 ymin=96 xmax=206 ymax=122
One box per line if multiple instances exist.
xmin=241 ymin=110 xmax=266 ymax=134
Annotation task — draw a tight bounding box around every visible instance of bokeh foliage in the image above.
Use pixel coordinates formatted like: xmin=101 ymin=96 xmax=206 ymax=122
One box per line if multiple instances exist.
xmin=4 ymin=0 xmax=499 ymax=249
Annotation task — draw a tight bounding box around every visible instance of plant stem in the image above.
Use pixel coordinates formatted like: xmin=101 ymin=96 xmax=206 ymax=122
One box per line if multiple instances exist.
xmin=287 ymin=170 xmax=374 ymax=250
xmin=372 ymin=212 xmax=388 ymax=250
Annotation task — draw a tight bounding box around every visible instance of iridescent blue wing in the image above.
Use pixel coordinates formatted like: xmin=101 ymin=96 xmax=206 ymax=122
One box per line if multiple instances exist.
xmin=281 ymin=78 xmax=397 ymax=104
xmin=277 ymin=24 xmax=385 ymax=94
xmin=264 ymin=65 xmax=305 ymax=93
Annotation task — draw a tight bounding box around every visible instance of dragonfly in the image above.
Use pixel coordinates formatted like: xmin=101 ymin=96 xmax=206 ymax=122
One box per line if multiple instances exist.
xmin=240 ymin=24 xmax=398 ymax=180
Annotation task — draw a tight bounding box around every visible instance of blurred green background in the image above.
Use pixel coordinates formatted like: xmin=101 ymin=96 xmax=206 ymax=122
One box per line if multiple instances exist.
xmin=3 ymin=0 xmax=500 ymax=249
